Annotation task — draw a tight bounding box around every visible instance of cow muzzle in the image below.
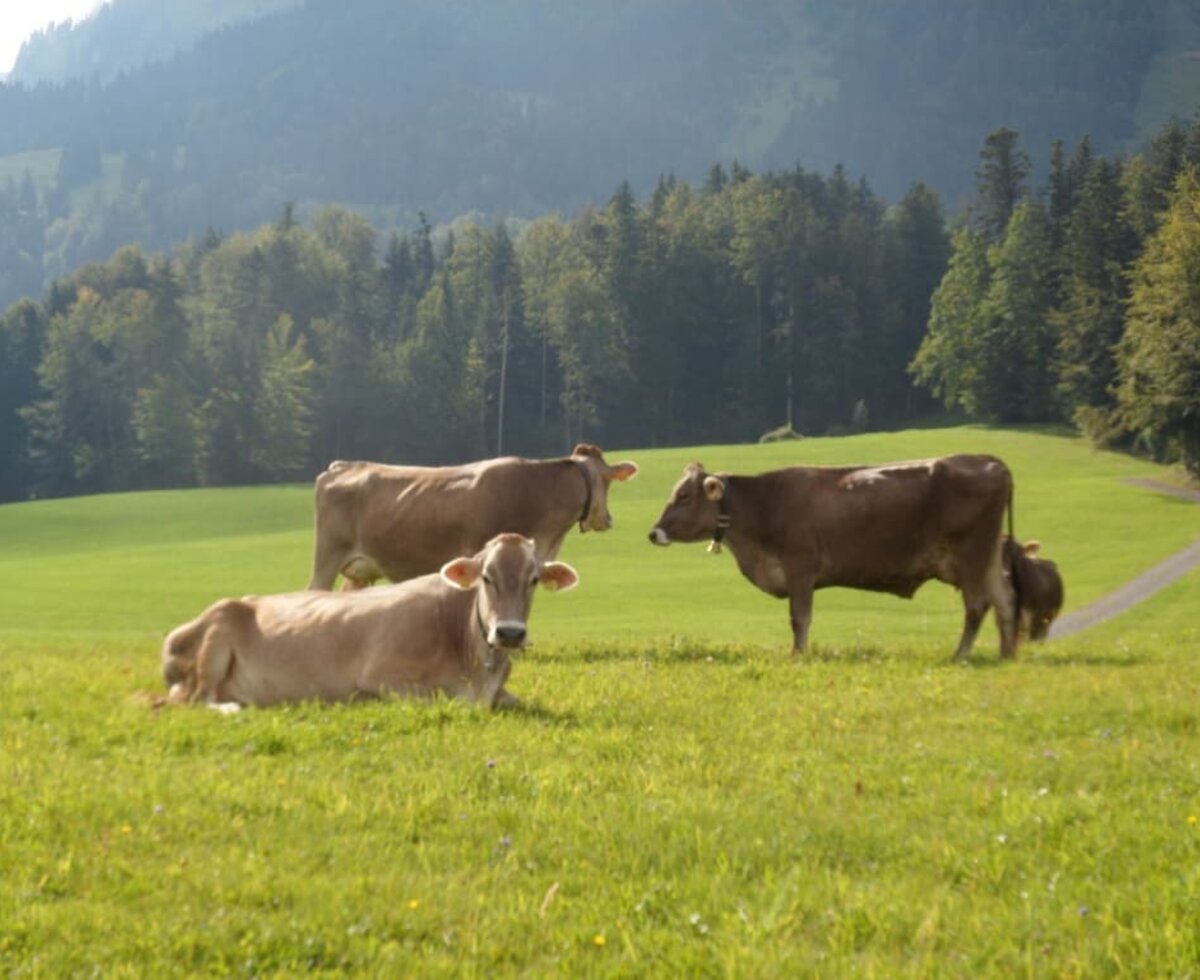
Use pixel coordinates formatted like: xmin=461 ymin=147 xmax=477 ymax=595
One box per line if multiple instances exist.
xmin=489 ymin=621 xmax=528 ymax=649
xmin=648 ymin=527 xmax=670 ymax=546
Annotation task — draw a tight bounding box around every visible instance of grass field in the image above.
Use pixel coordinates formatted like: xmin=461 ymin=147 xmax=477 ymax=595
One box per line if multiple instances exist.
xmin=1 ymin=426 xmax=1198 ymax=975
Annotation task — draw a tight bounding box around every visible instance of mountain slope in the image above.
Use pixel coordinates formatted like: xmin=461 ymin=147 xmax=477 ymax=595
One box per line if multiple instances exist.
xmin=0 ymin=0 xmax=1197 ymax=312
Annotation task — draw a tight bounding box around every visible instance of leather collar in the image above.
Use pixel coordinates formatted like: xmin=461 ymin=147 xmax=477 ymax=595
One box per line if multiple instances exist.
xmin=710 ymin=478 xmax=731 ymax=554
xmin=573 ymin=460 xmax=593 ymax=529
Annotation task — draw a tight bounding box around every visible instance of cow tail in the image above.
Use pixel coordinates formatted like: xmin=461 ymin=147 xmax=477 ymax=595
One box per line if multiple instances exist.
xmin=1006 ymin=481 xmax=1023 ymax=635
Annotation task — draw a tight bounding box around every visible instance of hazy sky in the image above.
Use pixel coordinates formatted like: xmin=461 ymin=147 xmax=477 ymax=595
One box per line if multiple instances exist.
xmin=0 ymin=1 xmax=104 ymax=75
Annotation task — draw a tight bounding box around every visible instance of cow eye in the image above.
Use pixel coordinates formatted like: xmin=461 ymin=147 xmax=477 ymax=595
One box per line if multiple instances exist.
xmin=530 ymin=574 xmax=540 ymax=587
xmin=482 ymin=573 xmax=495 ymax=586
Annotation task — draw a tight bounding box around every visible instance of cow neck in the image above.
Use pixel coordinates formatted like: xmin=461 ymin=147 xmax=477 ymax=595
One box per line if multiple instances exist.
xmin=709 ymin=477 xmax=733 ymax=554
xmin=571 ymin=459 xmax=593 ymax=529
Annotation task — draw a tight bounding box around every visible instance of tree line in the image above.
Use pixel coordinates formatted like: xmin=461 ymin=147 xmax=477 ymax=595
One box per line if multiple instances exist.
xmin=0 ymin=164 xmax=951 ymax=501
xmin=3 ymin=112 xmax=1200 ymax=504
xmin=913 ymin=119 xmax=1200 ymax=475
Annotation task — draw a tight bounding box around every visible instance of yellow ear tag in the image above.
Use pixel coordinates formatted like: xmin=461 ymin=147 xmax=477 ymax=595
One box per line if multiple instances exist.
xmin=542 ymin=578 xmax=559 ymax=592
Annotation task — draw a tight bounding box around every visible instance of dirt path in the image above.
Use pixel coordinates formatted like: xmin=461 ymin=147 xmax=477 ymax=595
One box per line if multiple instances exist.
xmin=1048 ymin=478 xmax=1200 ymax=639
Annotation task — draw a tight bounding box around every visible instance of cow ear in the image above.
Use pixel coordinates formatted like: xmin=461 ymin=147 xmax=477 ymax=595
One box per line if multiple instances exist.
xmin=1023 ymin=540 xmax=1042 ymax=555
xmin=440 ymin=557 xmax=482 ymax=590
xmin=703 ymin=476 xmax=725 ymax=501
xmin=610 ymin=461 xmax=638 ymax=482
xmin=539 ymin=561 xmax=579 ymax=593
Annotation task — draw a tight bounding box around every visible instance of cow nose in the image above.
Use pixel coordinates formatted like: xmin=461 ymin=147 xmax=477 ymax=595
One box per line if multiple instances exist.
xmin=493 ymin=623 xmax=527 ymax=647
xmin=649 ymin=527 xmax=670 ymax=546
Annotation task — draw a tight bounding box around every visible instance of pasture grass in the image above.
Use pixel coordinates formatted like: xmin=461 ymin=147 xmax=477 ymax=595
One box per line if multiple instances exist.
xmin=1 ymin=426 xmax=1199 ymax=975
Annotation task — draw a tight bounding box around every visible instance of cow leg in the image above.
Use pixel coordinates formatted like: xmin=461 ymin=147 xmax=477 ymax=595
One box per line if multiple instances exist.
xmin=481 ymin=659 xmax=514 ymax=709
xmin=194 ymin=626 xmax=237 ymax=706
xmin=308 ymin=543 xmax=344 ymax=591
xmin=788 ymin=580 xmax=815 ymax=653
xmin=988 ymin=565 xmax=1018 ymax=659
xmin=953 ymin=595 xmax=989 ymax=660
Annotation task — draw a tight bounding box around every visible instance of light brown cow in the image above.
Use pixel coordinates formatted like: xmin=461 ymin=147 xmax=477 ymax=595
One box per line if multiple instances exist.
xmin=308 ymin=444 xmax=637 ymax=590
xmin=1003 ymin=536 xmax=1064 ymax=641
xmin=649 ymin=454 xmax=1018 ymax=658
xmin=162 ymin=534 xmax=578 ymax=712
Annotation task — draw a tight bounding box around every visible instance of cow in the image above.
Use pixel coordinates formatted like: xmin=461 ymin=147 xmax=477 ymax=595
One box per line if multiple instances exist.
xmin=308 ymin=444 xmax=637 ymax=591
xmin=648 ymin=454 xmax=1019 ymax=658
xmin=161 ymin=534 xmax=578 ymax=712
xmin=1003 ymin=536 xmax=1064 ymax=641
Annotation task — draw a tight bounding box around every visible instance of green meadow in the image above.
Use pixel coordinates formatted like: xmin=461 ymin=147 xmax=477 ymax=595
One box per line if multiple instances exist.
xmin=1 ymin=427 xmax=1198 ymax=976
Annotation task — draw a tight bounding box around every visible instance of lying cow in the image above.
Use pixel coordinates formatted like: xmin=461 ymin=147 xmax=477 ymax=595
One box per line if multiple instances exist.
xmin=1003 ymin=537 xmax=1064 ymax=641
xmin=649 ymin=454 xmax=1019 ymax=658
xmin=162 ymin=534 xmax=578 ymax=711
xmin=308 ymin=444 xmax=637 ymax=590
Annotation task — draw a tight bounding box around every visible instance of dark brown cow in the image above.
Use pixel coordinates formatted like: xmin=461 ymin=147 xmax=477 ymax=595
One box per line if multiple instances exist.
xmin=649 ymin=454 xmax=1019 ymax=658
xmin=308 ymin=444 xmax=637 ymax=590
xmin=1003 ymin=537 xmax=1064 ymax=641
xmin=163 ymin=534 xmax=578 ymax=712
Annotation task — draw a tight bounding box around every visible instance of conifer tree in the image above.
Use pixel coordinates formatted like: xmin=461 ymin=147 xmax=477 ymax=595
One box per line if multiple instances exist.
xmin=974 ymin=127 xmax=1030 ymax=244
xmin=1115 ymin=169 xmax=1200 ymax=475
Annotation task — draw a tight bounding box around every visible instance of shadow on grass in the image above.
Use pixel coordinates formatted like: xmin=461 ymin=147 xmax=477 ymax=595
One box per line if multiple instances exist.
xmin=1023 ymin=650 xmax=1151 ymax=668
xmin=530 ymin=641 xmax=765 ymax=665
xmin=941 ymin=647 xmax=1151 ymax=669
xmin=533 ymin=639 xmax=1154 ymax=670
xmin=498 ymin=699 xmax=581 ymax=727
xmin=533 ymin=639 xmax=904 ymax=666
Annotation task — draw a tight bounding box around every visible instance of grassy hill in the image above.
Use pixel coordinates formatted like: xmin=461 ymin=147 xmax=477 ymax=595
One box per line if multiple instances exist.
xmin=1 ymin=426 xmax=1195 ymax=652
xmin=1 ymin=427 xmax=1198 ymax=974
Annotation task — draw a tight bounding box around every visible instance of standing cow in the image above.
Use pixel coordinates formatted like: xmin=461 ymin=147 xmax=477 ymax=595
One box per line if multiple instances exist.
xmin=162 ymin=534 xmax=577 ymax=711
xmin=308 ymin=444 xmax=637 ymax=590
xmin=648 ymin=454 xmax=1019 ymax=658
xmin=1003 ymin=536 xmax=1064 ymax=641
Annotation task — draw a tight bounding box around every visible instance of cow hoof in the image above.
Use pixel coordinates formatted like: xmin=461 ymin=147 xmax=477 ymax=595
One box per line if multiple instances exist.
xmin=493 ymin=690 xmax=522 ymax=710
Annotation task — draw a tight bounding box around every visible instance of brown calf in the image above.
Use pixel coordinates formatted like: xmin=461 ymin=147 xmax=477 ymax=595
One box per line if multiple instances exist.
xmin=1004 ymin=537 xmax=1064 ymax=641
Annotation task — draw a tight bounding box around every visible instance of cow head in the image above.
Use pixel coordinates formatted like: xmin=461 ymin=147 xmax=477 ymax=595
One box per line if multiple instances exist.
xmin=440 ymin=533 xmax=578 ymax=650
xmin=648 ymin=463 xmax=725 ymax=546
xmin=571 ymin=443 xmax=639 ymax=533
xmin=1003 ymin=536 xmax=1064 ymax=642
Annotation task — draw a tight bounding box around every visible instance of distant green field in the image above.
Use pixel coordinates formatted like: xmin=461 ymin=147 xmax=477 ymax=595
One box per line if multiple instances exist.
xmin=0 ymin=147 xmax=124 ymax=206
xmin=1 ymin=427 xmax=1198 ymax=975
xmin=0 ymin=147 xmax=61 ymax=191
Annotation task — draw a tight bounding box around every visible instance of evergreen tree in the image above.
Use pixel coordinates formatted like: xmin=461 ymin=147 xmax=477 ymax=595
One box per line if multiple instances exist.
xmin=1115 ymin=169 xmax=1200 ymax=475
xmin=0 ymin=300 xmax=45 ymax=501
xmin=974 ymin=127 xmax=1030 ymax=244
xmin=1053 ymin=156 xmax=1135 ymax=438
xmin=973 ymin=202 xmax=1057 ymax=421
xmin=253 ymin=313 xmax=317 ymax=479
xmin=131 ymin=373 xmax=195 ymax=487
xmin=881 ymin=182 xmax=951 ymax=421
xmin=910 ymin=226 xmax=990 ymax=414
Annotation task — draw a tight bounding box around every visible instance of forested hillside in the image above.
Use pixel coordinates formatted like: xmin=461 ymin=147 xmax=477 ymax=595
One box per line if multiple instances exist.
xmin=3 ymin=114 xmax=1200 ymax=504
xmin=0 ymin=163 xmax=951 ymax=501
xmin=1 ymin=0 xmax=1197 ymax=313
